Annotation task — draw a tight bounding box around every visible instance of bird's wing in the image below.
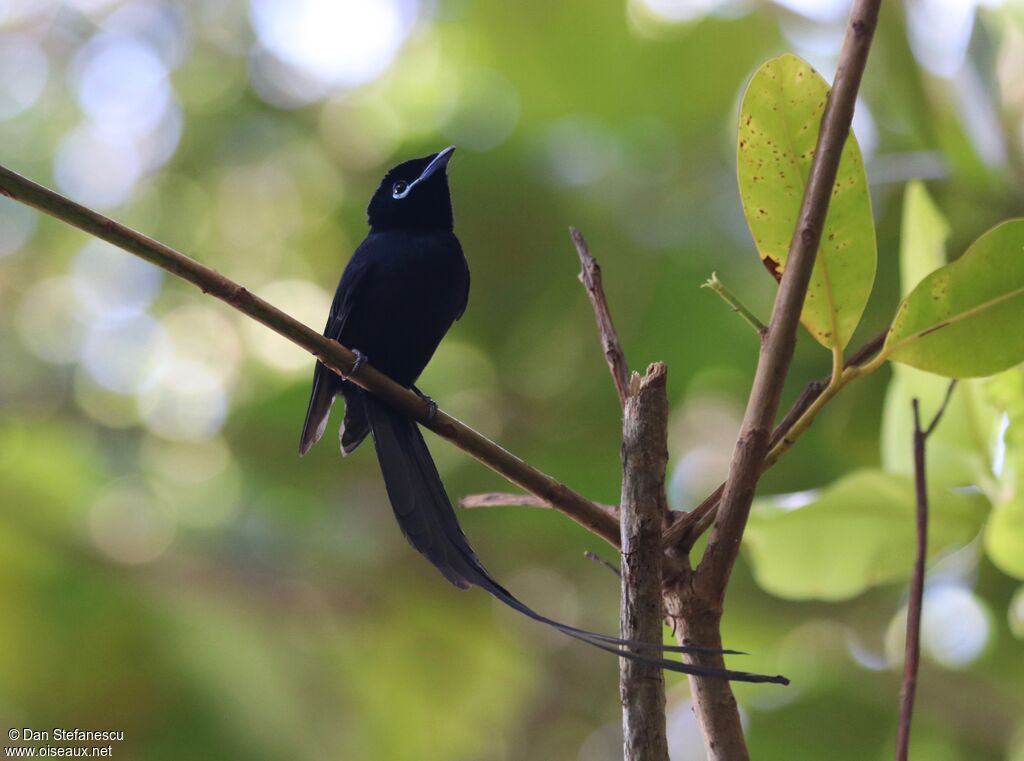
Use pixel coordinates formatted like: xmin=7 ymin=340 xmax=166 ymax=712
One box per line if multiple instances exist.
xmin=298 ymin=250 xmax=374 ymax=455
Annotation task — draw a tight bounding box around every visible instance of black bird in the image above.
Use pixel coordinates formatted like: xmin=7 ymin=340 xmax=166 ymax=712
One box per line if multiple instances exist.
xmin=299 ymin=147 xmax=786 ymax=685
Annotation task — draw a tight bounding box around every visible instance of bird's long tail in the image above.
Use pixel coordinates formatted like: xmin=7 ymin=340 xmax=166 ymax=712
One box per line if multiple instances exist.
xmin=362 ymin=394 xmax=788 ymax=685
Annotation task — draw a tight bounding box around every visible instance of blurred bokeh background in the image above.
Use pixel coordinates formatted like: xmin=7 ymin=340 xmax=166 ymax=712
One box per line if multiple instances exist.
xmin=1 ymin=0 xmax=1023 ymax=759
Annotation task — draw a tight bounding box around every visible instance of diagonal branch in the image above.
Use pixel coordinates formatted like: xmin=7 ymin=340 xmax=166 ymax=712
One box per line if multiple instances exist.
xmin=677 ymin=4 xmax=883 ymax=760
xmin=459 ymin=491 xmax=619 ymax=516
xmin=696 ymin=0 xmax=882 ymax=596
xmin=896 ymin=381 xmax=956 ymax=761
xmin=460 ymin=492 xmax=556 ymax=509
xmin=570 ymin=226 xmax=631 ymax=410
xmin=0 ymin=164 xmax=621 ymax=547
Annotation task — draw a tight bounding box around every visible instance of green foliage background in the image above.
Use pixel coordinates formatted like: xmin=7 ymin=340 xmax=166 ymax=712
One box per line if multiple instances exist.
xmin=1 ymin=2 xmax=1023 ymax=759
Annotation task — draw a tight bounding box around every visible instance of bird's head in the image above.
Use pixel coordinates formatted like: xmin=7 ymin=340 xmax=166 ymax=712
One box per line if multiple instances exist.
xmin=367 ymin=146 xmax=456 ymax=233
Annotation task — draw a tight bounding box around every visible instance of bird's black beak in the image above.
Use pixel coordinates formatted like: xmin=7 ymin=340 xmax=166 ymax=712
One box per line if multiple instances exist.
xmin=416 ymin=146 xmax=456 ymax=184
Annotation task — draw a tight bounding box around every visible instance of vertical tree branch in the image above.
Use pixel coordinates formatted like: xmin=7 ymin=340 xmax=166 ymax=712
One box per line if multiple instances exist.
xmin=896 ymin=382 xmax=956 ymax=761
xmin=570 ymin=226 xmax=631 ymax=410
xmin=665 ymin=588 xmax=746 ymax=760
xmin=698 ymin=0 xmax=881 ymax=595
xmin=896 ymin=401 xmax=928 ymax=761
xmin=681 ymin=4 xmax=882 ymax=759
xmin=619 ymin=363 xmax=671 ymax=761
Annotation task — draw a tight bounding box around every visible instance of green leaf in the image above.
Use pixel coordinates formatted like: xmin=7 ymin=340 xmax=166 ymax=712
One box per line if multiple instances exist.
xmin=744 ymin=470 xmax=986 ymax=601
xmin=737 ymin=53 xmax=876 ymax=350
xmin=986 ymin=497 xmax=1024 ymax=580
xmin=984 ymin=366 xmax=1024 ymax=446
xmin=899 ymin=181 xmax=950 ymax=298
xmin=880 ymin=183 xmax=998 ymax=486
xmin=885 ymin=219 xmax=1024 ymax=377
xmin=983 ymin=367 xmax=1024 ymax=579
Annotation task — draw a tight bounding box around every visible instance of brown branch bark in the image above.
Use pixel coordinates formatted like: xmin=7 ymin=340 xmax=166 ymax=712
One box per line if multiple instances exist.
xmin=0 ymin=164 xmax=621 ymax=547
xmin=699 ymin=0 xmax=881 ymax=594
xmin=665 ymin=586 xmax=744 ymax=759
xmin=459 ymin=492 xmax=552 ymax=509
xmin=570 ymin=226 xmax=631 ymax=410
xmin=682 ymin=4 xmax=883 ymax=759
xmin=896 ymin=382 xmax=956 ymax=761
xmin=619 ymin=364 xmax=670 ymax=761
xmin=459 ymin=491 xmax=619 ymax=516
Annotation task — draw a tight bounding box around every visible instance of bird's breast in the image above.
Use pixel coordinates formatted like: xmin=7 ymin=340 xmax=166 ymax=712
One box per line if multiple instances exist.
xmin=340 ymin=232 xmax=468 ymax=386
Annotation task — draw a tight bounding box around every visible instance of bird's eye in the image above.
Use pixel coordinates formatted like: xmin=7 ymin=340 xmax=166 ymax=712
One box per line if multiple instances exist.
xmin=392 ymin=181 xmax=410 ymax=199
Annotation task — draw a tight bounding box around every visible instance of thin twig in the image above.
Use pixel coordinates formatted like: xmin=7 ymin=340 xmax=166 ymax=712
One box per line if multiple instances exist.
xmin=0 ymin=164 xmax=622 ymax=547
xmin=570 ymin=226 xmax=631 ymax=410
xmin=896 ymin=380 xmax=956 ymax=761
xmin=584 ymin=550 xmax=621 ymax=578
xmin=702 ymin=272 xmax=767 ymax=336
xmin=681 ymin=4 xmax=883 ymax=759
xmin=923 ymin=380 xmax=957 ymax=437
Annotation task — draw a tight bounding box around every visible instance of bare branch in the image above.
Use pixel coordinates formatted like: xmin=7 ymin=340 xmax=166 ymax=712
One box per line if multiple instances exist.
xmin=619 ymin=364 xmax=670 ymax=761
xmin=665 ymin=589 xmax=748 ymax=761
xmin=0 ymin=164 xmax=621 ymax=547
xmin=584 ymin=550 xmax=621 ymax=578
xmin=896 ymin=381 xmax=956 ymax=761
xmin=459 ymin=492 xmax=552 ymax=509
xmin=460 ymin=491 xmax=619 ymax=516
xmin=683 ymin=4 xmax=883 ymax=759
xmin=697 ymin=0 xmax=882 ymax=595
xmin=570 ymin=226 xmax=631 ymax=410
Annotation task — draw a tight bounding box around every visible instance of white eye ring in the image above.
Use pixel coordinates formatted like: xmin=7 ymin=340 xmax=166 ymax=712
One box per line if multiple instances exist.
xmin=392 ymin=180 xmax=411 ymax=199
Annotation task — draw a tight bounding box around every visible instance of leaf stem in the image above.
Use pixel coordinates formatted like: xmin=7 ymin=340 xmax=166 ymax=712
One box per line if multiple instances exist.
xmin=702 ymin=273 xmax=767 ymax=337
xmin=763 ymin=338 xmax=899 ymax=469
xmin=763 ymin=363 xmax=866 ymax=469
xmin=831 ymin=344 xmax=845 ymax=385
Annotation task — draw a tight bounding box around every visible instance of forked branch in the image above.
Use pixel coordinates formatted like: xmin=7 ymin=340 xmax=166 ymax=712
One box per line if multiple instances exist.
xmin=896 ymin=381 xmax=956 ymax=761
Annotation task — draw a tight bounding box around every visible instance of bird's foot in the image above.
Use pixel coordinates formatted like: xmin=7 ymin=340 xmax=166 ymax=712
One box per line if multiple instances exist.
xmin=412 ymin=386 xmax=438 ymax=421
xmin=346 ymin=348 xmax=367 ymax=378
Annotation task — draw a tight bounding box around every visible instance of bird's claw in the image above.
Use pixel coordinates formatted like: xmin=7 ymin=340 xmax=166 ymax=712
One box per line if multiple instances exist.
xmin=413 ymin=388 xmax=438 ymax=421
xmin=346 ymin=348 xmax=367 ymax=378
